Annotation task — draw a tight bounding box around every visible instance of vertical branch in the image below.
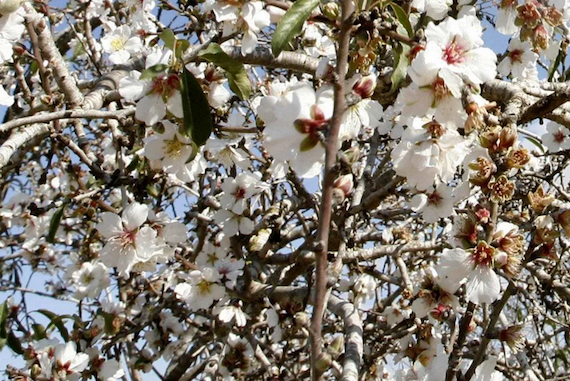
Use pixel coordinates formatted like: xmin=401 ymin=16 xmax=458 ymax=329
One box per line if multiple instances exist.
xmin=24 ymin=4 xmax=84 ymax=108
xmin=310 ymin=1 xmax=354 ymax=380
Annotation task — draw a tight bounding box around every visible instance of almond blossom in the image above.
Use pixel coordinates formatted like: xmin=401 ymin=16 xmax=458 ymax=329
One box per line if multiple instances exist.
xmin=436 ymin=242 xmax=501 ymax=304
xmin=96 ymin=202 xmax=164 ymax=277
xmin=119 ymin=49 xmax=183 ymax=125
xmin=259 ymin=81 xmax=333 ymax=178
xmin=203 ymin=0 xmax=270 ymax=55
xmin=175 ymin=268 xmax=226 ymax=311
xmin=409 ymin=183 xmax=455 ymax=223
xmin=413 ymin=15 xmax=497 ymax=96
xmin=101 ymin=24 xmax=143 ymax=64
xmin=392 ymin=118 xmax=471 ymax=191
xmin=143 ymin=120 xmax=195 ymax=175
xmin=497 ymin=37 xmax=538 ymax=80
xmin=542 ymin=121 xmax=570 ymax=152
xmin=36 ymin=341 xmax=90 ymax=381
xmin=219 ymin=172 xmax=266 ymax=215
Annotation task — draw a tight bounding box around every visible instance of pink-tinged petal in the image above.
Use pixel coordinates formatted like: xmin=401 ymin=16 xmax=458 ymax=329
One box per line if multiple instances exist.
xmin=122 ymin=202 xmax=148 ymax=231
xmin=99 ymin=241 xmax=122 ymax=269
xmin=97 ymin=212 xmax=123 ymax=239
xmin=465 ymin=266 xmax=500 ymax=304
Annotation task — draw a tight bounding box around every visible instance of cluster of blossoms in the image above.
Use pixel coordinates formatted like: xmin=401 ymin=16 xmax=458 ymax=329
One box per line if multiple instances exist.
xmin=96 ymin=201 xmax=187 ymax=277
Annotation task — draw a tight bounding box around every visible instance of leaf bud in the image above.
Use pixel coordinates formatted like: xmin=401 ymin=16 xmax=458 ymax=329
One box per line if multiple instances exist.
xmin=328 ymin=335 xmax=344 ymax=359
xmin=315 ymin=352 xmax=333 ymax=373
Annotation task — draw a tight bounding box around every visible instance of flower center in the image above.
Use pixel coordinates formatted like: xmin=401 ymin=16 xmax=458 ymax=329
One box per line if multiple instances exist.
xmin=427 ymin=191 xmax=442 ymax=206
xmin=431 ymin=76 xmax=450 ymax=106
xmin=163 ymin=135 xmax=184 ymax=157
xmin=110 ymin=37 xmax=125 ymax=52
xmin=443 ymin=37 xmax=466 ymax=65
xmin=508 ymin=49 xmax=523 ymax=63
xmin=119 ymin=230 xmax=137 ymax=249
xmin=151 ymin=74 xmax=180 ymax=98
xmin=294 ymin=104 xmax=329 ymax=151
xmin=424 ymin=121 xmax=445 ymax=139
xmin=234 ymin=186 xmax=246 ymax=199
xmin=471 ymin=241 xmax=495 ymax=268
xmin=554 ymin=130 xmax=565 ymax=143
xmin=196 ymin=278 xmax=214 ymax=296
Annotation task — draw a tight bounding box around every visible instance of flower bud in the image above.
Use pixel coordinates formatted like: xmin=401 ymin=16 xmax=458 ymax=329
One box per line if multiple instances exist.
xmin=333 ymin=174 xmax=353 ymax=199
xmin=429 ymin=303 xmax=452 ymax=321
xmin=294 ymin=312 xmax=310 ymax=328
xmin=352 ymin=73 xmax=376 ymax=99
xmin=322 ymin=2 xmax=340 ymax=20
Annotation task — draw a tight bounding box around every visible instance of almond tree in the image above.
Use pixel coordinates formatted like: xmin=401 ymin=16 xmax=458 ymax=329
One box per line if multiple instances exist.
xmin=1 ymin=0 xmax=570 ymax=380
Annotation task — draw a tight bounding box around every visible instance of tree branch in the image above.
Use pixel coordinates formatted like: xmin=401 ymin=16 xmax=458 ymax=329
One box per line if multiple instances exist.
xmin=327 ymin=295 xmax=363 ymax=381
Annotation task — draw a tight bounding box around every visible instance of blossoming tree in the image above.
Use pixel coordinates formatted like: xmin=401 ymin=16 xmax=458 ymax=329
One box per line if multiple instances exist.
xmin=2 ymin=0 xmax=570 ymax=379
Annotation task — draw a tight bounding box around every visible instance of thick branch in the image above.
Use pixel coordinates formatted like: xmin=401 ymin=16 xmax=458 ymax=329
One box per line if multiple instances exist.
xmin=327 ymin=295 xmax=363 ymax=381
xmin=311 ymin=2 xmax=354 ymax=380
xmin=25 ymin=5 xmax=84 ymax=108
xmin=0 ymin=124 xmax=50 ymax=173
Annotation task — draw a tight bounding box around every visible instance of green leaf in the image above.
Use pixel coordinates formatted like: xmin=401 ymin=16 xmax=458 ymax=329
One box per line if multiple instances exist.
xmin=271 ymin=0 xmax=320 ymax=57
xmin=0 ymin=301 xmax=8 ymax=350
xmin=390 ymin=42 xmax=410 ymax=92
xmin=389 ymin=3 xmax=414 ymax=38
xmin=0 ymin=301 xmax=7 ymax=331
xmin=160 ymin=28 xmax=176 ymax=51
xmin=199 ymin=43 xmax=252 ymax=100
xmin=140 ymin=64 xmax=170 ymax=80
xmin=37 ymin=309 xmax=70 ymax=342
xmin=227 ymin=71 xmax=252 ymax=100
xmin=7 ymin=330 xmax=23 ymax=354
xmin=32 ymin=323 xmax=47 ymax=340
xmin=47 ymin=206 xmax=65 ymax=244
xmin=181 ymin=68 xmax=213 ymax=146
xmin=526 ymin=136 xmax=546 ymax=154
